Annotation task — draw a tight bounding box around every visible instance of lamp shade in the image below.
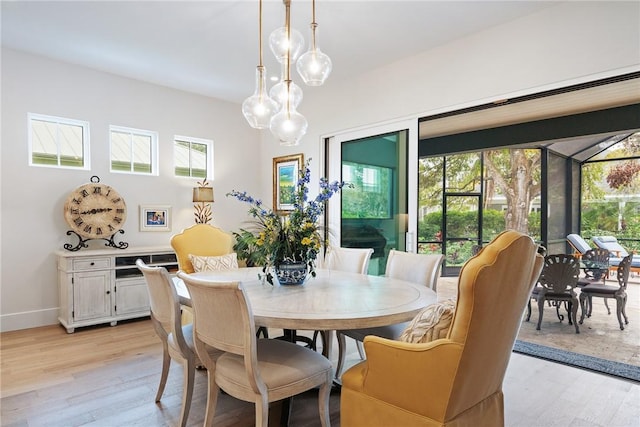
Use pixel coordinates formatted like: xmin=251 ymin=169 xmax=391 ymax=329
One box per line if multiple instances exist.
xmin=193 ymin=186 xmax=214 ymax=203
xmin=270 ymin=105 xmax=308 ymax=146
xmin=296 ymin=23 xmax=332 ymax=86
xmin=242 ymin=66 xmax=278 ymax=129
xmin=269 ymin=77 xmax=303 ymax=109
xmin=269 ymin=26 xmax=305 ymax=64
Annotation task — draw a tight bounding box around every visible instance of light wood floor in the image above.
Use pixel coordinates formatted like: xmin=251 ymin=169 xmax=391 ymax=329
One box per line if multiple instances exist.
xmin=0 ymin=320 xmax=640 ymax=427
xmin=2 ymin=317 xmax=639 ymax=426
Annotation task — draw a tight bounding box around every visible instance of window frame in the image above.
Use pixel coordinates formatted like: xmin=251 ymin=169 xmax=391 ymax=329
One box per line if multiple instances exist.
xmin=173 ymin=135 xmax=214 ymax=180
xmin=109 ymin=125 xmax=159 ymax=175
xmin=28 ymin=113 xmax=90 ymax=170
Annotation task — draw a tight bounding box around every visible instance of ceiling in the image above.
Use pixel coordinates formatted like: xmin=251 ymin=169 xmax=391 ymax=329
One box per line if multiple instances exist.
xmin=1 ymin=0 xmax=561 ymax=104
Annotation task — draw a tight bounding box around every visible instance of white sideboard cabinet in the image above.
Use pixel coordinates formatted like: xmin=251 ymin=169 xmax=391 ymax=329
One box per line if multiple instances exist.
xmin=56 ymin=246 xmax=178 ymax=333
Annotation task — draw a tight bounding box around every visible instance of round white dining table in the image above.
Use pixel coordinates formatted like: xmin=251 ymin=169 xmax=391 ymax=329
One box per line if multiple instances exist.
xmin=174 ymin=267 xmax=437 ymax=331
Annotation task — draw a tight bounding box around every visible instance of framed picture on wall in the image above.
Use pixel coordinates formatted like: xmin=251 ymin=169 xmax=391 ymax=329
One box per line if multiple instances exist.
xmin=139 ymin=205 xmax=172 ymax=232
xmin=273 ymin=153 xmax=304 ymax=214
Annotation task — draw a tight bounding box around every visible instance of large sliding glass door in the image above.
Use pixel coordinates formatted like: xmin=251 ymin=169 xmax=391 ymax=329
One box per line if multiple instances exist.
xmin=326 ymin=120 xmax=416 ymax=275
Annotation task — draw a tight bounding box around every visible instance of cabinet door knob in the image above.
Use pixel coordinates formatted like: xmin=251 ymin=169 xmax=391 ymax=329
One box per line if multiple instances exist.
xmin=106 ymin=290 xmax=111 ymax=294
xmin=90 ymin=262 xmax=95 ymax=266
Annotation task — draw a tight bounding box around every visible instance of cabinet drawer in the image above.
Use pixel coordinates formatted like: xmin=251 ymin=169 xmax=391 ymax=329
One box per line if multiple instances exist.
xmin=73 ymin=257 xmax=111 ymax=271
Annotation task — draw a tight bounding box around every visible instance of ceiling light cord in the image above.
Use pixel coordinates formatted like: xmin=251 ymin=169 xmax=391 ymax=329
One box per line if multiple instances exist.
xmin=242 ymin=0 xmax=278 ymax=129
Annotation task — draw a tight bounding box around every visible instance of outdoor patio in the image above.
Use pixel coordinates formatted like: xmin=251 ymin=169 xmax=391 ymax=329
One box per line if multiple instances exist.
xmin=437 ymin=273 xmax=640 ymax=367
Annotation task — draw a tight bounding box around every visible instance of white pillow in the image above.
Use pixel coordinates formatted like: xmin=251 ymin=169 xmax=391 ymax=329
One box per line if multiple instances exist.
xmin=399 ymin=299 xmax=456 ymax=343
xmin=188 ymin=253 xmax=238 ymax=272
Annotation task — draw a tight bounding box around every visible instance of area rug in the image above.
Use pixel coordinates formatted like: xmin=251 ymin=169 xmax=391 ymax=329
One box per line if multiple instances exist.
xmin=513 ymin=340 xmax=640 ymax=382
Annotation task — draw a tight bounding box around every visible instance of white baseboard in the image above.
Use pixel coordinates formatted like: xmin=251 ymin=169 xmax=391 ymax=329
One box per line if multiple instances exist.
xmin=1 ymin=308 xmax=59 ymax=332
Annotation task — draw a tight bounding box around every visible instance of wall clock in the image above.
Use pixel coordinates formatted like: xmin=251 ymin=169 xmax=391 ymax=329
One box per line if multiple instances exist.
xmin=63 ymin=176 xmax=129 ymax=251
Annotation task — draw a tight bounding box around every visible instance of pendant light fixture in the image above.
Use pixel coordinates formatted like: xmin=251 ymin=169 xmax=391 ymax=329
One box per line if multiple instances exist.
xmin=269 ymin=0 xmax=307 ymax=145
xmin=296 ymin=0 xmax=332 ymax=86
xmin=242 ymin=0 xmax=278 ymax=129
xmin=242 ymin=0 xmax=330 ymax=144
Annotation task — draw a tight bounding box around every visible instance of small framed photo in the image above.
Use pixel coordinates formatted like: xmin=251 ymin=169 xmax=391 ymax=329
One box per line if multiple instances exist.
xmin=273 ymin=153 xmax=304 ymax=214
xmin=139 ymin=205 xmax=172 ymax=232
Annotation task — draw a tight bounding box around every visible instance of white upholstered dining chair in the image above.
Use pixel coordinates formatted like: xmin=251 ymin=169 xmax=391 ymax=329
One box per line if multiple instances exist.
xmin=335 ymin=250 xmax=445 ymax=379
xmin=178 ymin=272 xmax=333 ymax=427
xmin=136 ymin=259 xmax=215 ymax=427
xmin=322 ymin=246 xmax=374 ymax=274
xmin=313 ymin=247 xmax=374 ymax=355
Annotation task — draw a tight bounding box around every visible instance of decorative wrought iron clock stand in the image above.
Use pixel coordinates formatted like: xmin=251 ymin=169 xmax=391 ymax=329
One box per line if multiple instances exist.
xmin=64 ymin=229 xmax=129 ymax=252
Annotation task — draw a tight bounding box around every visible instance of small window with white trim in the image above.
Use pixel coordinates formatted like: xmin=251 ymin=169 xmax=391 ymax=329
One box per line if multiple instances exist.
xmin=110 ymin=126 xmax=158 ymax=175
xmin=174 ymin=136 xmax=213 ymax=179
xmin=28 ymin=113 xmax=90 ymax=169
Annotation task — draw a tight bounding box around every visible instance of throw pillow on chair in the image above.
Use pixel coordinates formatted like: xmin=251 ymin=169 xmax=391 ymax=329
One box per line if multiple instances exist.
xmin=399 ymin=299 xmax=456 ymax=343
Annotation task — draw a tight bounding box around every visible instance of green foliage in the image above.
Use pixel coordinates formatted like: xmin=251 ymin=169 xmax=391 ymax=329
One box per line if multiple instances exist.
xmin=581 ymin=203 xmax=619 ymax=232
xmin=419 ymin=208 xmax=540 ymax=257
xmin=581 ymin=201 xmax=640 ymax=253
xmin=481 ymin=209 xmax=507 ymax=242
xmin=232 ymin=229 xmax=266 ymax=267
xmin=418 ymin=212 xmax=442 ymax=242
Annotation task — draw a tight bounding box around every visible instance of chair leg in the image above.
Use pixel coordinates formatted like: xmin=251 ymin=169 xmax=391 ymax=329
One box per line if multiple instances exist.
xmin=615 ymin=294 xmax=629 ymax=330
xmin=336 ymin=332 xmax=347 ymax=380
xmin=526 ymin=299 xmax=532 ymax=321
xmin=178 ymin=358 xmax=195 ymax=427
xmin=317 ymin=373 xmax=332 ymax=427
xmin=555 ymin=303 xmax=565 ymax=322
xmin=312 ymin=330 xmax=330 ymax=358
xmin=155 ymin=342 xmax=171 ymax=402
xmin=564 ymin=301 xmax=573 ymax=325
xmin=356 ymin=340 xmax=365 ymax=360
xmin=536 ymin=297 xmax=545 ymax=330
xmin=255 ymin=394 xmax=269 ymax=427
xmin=203 ymin=369 xmax=219 ymax=427
xmin=579 ymin=293 xmax=587 ymax=324
xmin=604 ymin=298 xmax=611 ymax=315
xmin=570 ymin=298 xmax=580 ymax=334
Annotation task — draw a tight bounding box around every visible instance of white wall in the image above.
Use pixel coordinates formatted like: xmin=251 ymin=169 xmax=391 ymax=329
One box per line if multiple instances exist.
xmin=2 ymin=1 xmax=639 ymax=332
xmin=0 ymin=49 xmax=266 ymax=331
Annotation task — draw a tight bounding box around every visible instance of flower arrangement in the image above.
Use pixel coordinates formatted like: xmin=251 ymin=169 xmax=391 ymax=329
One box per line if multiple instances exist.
xmin=227 ymin=158 xmax=346 ymax=285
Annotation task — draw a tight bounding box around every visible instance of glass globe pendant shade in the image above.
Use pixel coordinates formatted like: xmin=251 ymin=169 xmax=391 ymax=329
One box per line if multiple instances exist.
xmin=296 ymin=23 xmax=332 ymax=86
xmin=242 ymin=66 xmax=278 ymax=129
xmin=269 ymin=26 xmax=305 ymax=64
xmin=269 ymin=77 xmax=303 ymax=109
xmin=296 ymin=47 xmax=332 ymax=86
xmin=270 ymin=104 xmax=308 ymax=146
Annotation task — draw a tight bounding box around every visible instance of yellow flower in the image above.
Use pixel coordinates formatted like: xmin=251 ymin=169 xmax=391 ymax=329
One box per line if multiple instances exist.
xmin=301 ymin=237 xmax=312 ymax=246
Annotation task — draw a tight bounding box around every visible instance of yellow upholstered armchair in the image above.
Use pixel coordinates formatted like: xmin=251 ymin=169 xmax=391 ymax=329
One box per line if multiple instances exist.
xmin=340 ymin=230 xmax=544 ymax=427
xmin=170 ymin=224 xmax=234 ymax=274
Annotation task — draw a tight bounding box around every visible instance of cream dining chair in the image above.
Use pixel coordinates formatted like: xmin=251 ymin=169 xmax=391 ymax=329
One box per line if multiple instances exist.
xmin=335 ymin=250 xmax=445 ymax=379
xmin=312 ymin=247 xmax=375 ymax=356
xmin=178 ymin=272 xmax=333 ymax=427
xmin=322 ymin=246 xmax=374 ymax=275
xmin=136 ymin=259 xmax=219 ymax=427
